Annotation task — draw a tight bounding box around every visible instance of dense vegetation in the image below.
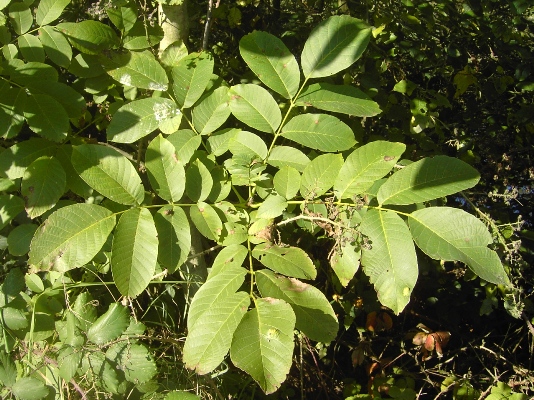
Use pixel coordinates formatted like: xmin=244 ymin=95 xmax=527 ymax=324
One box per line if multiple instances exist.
xmin=0 ymin=0 xmax=532 ymax=399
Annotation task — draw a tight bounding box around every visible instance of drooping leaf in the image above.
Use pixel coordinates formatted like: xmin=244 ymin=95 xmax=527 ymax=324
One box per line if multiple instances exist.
xmin=184 ymin=291 xmax=249 ymax=374
xmin=36 ymin=0 xmax=70 ymax=26
xmin=230 ymin=297 xmax=295 ymax=394
xmin=23 ymin=94 xmax=69 ymax=142
xmin=239 ymin=31 xmax=300 ymax=99
xmin=38 ymin=25 xmax=72 ymax=68
xmin=408 ymin=207 xmax=509 ymax=285
xmin=252 ymin=243 xmax=316 ymax=279
xmin=71 ymin=144 xmax=144 ymax=205
xmin=21 ymin=156 xmax=66 ymax=218
xmin=228 ymin=130 xmax=268 ymax=161
xmin=56 ymin=21 xmax=120 ymax=55
xmin=360 ymin=209 xmax=418 ymax=314
xmin=167 ymin=129 xmax=202 ymax=163
xmin=296 ymin=82 xmax=381 ymax=117
xmin=154 ymin=205 xmax=191 ymax=273
xmin=192 ymin=87 xmax=232 ymax=134
xmin=300 ymin=153 xmax=343 ymax=198
xmin=273 ymin=166 xmax=300 ymax=200
xmin=111 ymin=208 xmax=158 ymax=298
xmin=185 ymin=160 xmax=213 ymax=202
xmin=228 ymin=84 xmax=282 ymax=133
xmin=377 ymin=156 xmax=480 ymax=206
xmin=334 ymin=141 xmax=406 ymax=200
xmin=18 ymin=34 xmax=45 ymax=62
xmin=108 ymin=97 xmax=179 ymax=143
xmin=267 ymin=146 xmax=310 ymax=172
xmin=256 ymin=269 xmax=338 ymax=342
xmin=100 ymin=49 xmax=168 ymax=91
xmin=330 ymin=244 xmax=361 ymax=287
xmin=87 ymin=303 xmax=129 ymax=345
xmin=12 ymin=377 xmax=49 ymax=400
xmin=0 ymin=138 xmax=56 ymax=179
xmin=190 ymin=202 xmax=222 ymax=242
xmin=301 ymin=15 xmax=371 ymax=78
xmin=0 ymin=195 xmax=24 ymax=230
xmin=145 ymin=134 xmax=185 ymax=202
xmin=172 ymin=52 xmax=214 ymax=108
xmin=28 ymin=204 xmax=116 ymax=271
xmin=281 ymin=114 xmax=356 ymax=152
xmin=8 ymin=2 xmax=33 ymax=35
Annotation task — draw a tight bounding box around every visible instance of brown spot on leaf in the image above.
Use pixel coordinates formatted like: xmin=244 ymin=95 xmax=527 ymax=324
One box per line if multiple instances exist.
xmin=383 ymin=155 xmax=395 ymax=161
xmin=288 ymin=278 xmax=309 ymax=292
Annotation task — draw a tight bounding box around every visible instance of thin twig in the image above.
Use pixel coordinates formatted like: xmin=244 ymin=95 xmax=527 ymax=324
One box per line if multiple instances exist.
xmin=202 ymin=0 xmax=214 ymax=51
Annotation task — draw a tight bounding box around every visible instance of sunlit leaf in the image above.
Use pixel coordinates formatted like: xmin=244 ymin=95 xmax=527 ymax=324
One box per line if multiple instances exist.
xmin=300 ymin=153 xmax=343 ymax=198
xmin=192 ymin=87 xmax=232 ymax=134
xmin=36 ymin=0 xmax=70 ymax=26
xmin=229 ymin=84 xmax=281 ymax=133
xmin=87 ymin=303 xmax=129 ymax=345
xmin=252 ymin=243 xmax=316 ymax=279
xmin=56 ymin=21 xmax=119 ymax=55
xmin=172 ymin=52 xmax=214 ymax=108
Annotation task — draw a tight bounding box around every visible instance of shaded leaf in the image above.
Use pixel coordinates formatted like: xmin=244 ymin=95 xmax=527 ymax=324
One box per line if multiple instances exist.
xmin=0 ymin=195 xmax=24 ymax=230
xmin=185 ymin=160 xmax=213 ymax=202
xmin=18 ymin=34 xmax=45 ymax=62
xmin=56 ymin=21 xmax=119 ymax=55
xmin=12 ymin=377 xmax=49 ymax=400
xmin=154 ymin=205 xmax=191 ymax=273
xmin=23 ymin=94 xmax=69 ymax=142
xmin=7 ymin=224 xmax=38 ymax=256
xmin=172 ymin=52 xmax=214 ymax=108
xmin=0 ymin=138 xmax=56 ymax=179
xmin=273 ymin=166 xmax=300 ymax=200
xmin=8 ymin=3 xmax=32 ymax=35
xmin=38 ymin=25 xmax=72 ymax=68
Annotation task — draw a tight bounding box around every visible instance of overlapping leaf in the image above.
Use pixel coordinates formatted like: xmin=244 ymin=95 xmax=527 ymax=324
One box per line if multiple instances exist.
xmin=190 ymin=202 xmax=222 ymax=242
xmin=56 ymin=21 xmax=119 ymax=55
xmin=154 ymin=205 xmax=190 ymax=273
xmin=252 ymin=243 xmax=316 ymax=279
xmin=172 ymin=52 xmax=214 ymax=108
xmin=38 ymin=25 xmax=72 ymax=68
xmin=23 ymin=94 xmax=69 ymax=142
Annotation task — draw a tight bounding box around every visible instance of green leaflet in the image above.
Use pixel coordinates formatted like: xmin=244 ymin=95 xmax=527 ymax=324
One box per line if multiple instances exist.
xmin=26 ymin=81 xmax=86 ymax=119
xmin=87 ymin=303 xmax=129 ymax=345
xmin=23 ymin=94 xmax=69 ymax=142
xmin=100 ymin=49 xmax=168 ymax=91
xmin=172 ymin=52 xmax=214 ymax=108
xmin=71 ymin=144 xmax=144 ymax=205
xmin=18 ymin=34 xmax=45 ymax=63
xmin=300 ymin=153 xmax=344 ymax=198
xmin=36 ymin=0 xmax=70 ymax=26
xmin=154 ymin=205 xmax=191 ymax=273
xmin=0 ymin=138 xmax=56 ymax=179
xmin=56 ymin=21 xmax=120 ymax=55
xmin=12 ymin=377 xmax=49 ymax=400
xmin=106 ymin=0 xmax=137 ymax=34
xmin=377 ymin=156 xmax=480 ymax=205
xmin=229 ymin=130 xmax=268 ymax=161
xmin=408 ymin=207 xmax=509 ymax=285
xmin=8 ymin=2 xmax=32 ymax=35
xmin=239 ymin=31 xmax=300 ymax=99
xmin=167 ymin=129 xmax=202 ymax=163
xmin=7 ymin=224 xmax=38 ymax=256
xmin=0 ymin=87 xmax=26 ymax=139
xmin=38 ymin=26 xmax=72 ymax=68
xmin=360 ymin=209 xmax=418 ymax=314
xmin=296 ymin=83 xmax=381 ymax=117
xmin=21 ymin=156 xmax=66 ymax=218
xmin=184 ymin=291 xmax=250 ymax=374
xmin=228 ymin=84 xmax=282 ymax=133
xmin=252 ymin=243 xmax=316 ymax=280
xmin=301 ymin=15 xmax=371 ymax=78
xmin=273 ymin=166 xmax=300 ymax=200
xmin=208 ymin=244 xmax=248 ymax=277
xmin=28 ymin=204 xmax=116 ymax=272
xmin=0 ymin=194 xmax=24 ymax=230
xmin=145 ymin=134 xmax=185 ymax=203
xmin=281 ymin=114 xmax=356 ymax=152
xmin=192 ymin=87 xmax=232 ymax=134
xmin=257 ymin=195 xmax=287 ymax=219
xmin=267 ymin=146 xmax=310 ymax=172
xmin=330 ymin=244 xmax=361 ymax=287
xmin=185 ymin=159 xmax=213 ymax=202
xmin=123 ymin=20 xmax=163 ymax=50
xmin=334 ymin=141 xmax=405 ymax=200
xmin=190 ymin=202 xmax=222 ymax=242
xmin=111 ymin=207 xmax=158 ymax=298
xmin=256 ymin=269 xmax=338 ymax=342
xmin=230 ymin=298 xmax=296 ymax=394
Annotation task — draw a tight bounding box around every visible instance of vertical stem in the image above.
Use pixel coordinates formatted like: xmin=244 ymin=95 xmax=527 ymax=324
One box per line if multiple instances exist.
xmin=202 ymin=0 xmax=214 ymax=51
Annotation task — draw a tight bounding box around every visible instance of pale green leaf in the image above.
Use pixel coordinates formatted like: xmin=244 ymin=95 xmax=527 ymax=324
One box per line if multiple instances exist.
xmin=58 ymin=347 xmax=82 ymax=381
xmin=38 ymin=25 xmax=72 ymax=68
xmin=167 ymin=129 xmax=202 ymax=163
xmin=71 ymin=144 xmax=144 ymax=205
xmin=229 ymin=84 xmax=281 ymax=133
xmin=378 ymin=156 xmax=480 ymax=205
xmin=252 ymin=243 xmax=316 ymax=279
xmin=330 ymin=244 xmax=361 ymax=287
xmin=23 ymin=94 xmax=69 ymax=142
xmin=190 ymin=202 xmax=222 ymax=242
xmin=8 ymin=3 xmax=32 ymax=35
xmin=192 ymin=87 xmax=232 ymax=134
xmin=300 ymin=153 xmax=343 ymax=198
xmin=281 ymin=114 xmax=356 ymax=152
xmin=87 ymin=303 xmax=129 ymax=345
xmin=56 ymin=21 xmax=119 ymax=55
xmin=165 ymin=392 xmax=200 ymax=400
xmin=360 ymin=209 xmax=418 ymax=314
xmin=0 ymin=195 xmax=24 ymax=230
xmin=29 ymin=204 xmax=116 ymax=272
xmin=12 ymin=377 xmax=49 ymax=400
xmin=185 ymin=160 xmax=213 ymax=202
xmin=145 ymin=134 xmax=185 ymax=202
xmin=36 ymin=0 xmax=70 ymax=26
xmin=72 ymin=292 xmax=97 ymax=331
xmin=334 ymin=141 xmax=406 ymax=200
xmin=118 ymin=344 xmax=157 ymax=383
xmin=184 ymin=291 xmax=249 ymax=374
xmin=2 ymin=307 xmax=28 ymax=330
xmin=18 ymin=34 xmax=45 ymax=62
xmin=230 ymin=297 xmax=295 ymax=394
xmin=229 ymin=130 xmax=268 ymax=160
xmin=257 ymin=195 xmax=287 ymax=219
xmin=239 ymin=31 xmax=300 ymax=99
xmin=159 ymin=40 xmax=188 ymax=68
xmin=7 ymin=224 xmax=38 ymax=256
xmin=0 ymin=0 xmax=11 ymax=10
xmin=100 ymin=49 xmax=169 ymax=91
xmin=111 ymin=208 xmax=158 ymax=298
xmin=273 ymin=166 xmax=300 ymax=200
xmin=301 ymin=15 xmax=371 ymax=78
xmin=208 ymin=166 xmax=232 ymax=203
xmin=172 ymin=52 xmax=214 ymax=108
xmin=154 ymin=205 xmax=191 ymax=273
xmin=0 ymin=138 xmax=56 ymax=179
xmin=188 ymin=264 xmax=248 ymax=328
xmin=209 ymin=244 xmax=248 ymax=277
xmin=296 ymin=82 xmax=381 ymax=117
xmin=21 ymin=156 xmax=66 ymax=218
xmin=256 ymin=269 xmax=338 ymax=342
xmin=267 ymin=146 xmax=310 ymax=172
xmin=408 ymin=207 xmax=509 ymax=285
